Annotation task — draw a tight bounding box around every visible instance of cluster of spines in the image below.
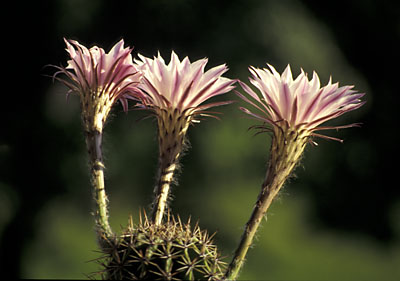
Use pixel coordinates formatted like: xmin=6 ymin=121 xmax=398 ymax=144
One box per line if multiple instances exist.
xmin=94 ymin=213 xmax=226 ymax=280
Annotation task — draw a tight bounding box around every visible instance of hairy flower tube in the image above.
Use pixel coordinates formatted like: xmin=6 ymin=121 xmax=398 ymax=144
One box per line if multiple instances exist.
xmin=225 ymin=64 xmax=365 ymax=280
xmin=135 ymin=51 xmax=235 ymax=225
xmin=52 ymin=38 xmax=143 ymax=241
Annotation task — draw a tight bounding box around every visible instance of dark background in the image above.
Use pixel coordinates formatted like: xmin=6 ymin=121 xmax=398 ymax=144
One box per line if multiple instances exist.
xmin=1 ymin=0 xmax=399 ymax=279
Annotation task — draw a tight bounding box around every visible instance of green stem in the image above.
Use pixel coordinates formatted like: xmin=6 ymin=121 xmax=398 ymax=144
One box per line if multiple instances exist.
xmin=225 ymin=127 xmax=308 ymax=280
xmin=224 ymin=164 xmax=281 ymax=280
xmin=150 ymin=108 xmax=189 ymax=225
xmin=85 ymin=129 xmax=113 ymax=240
xmin=151 ymin=160 xmax=178 ymax=225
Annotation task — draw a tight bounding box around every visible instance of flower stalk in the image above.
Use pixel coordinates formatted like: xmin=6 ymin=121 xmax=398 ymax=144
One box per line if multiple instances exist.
xmin=225 ymin=64 xmax=364 ymax=280
xmin=225 ymin=123 xmax=309 ymax=280
xmin=151 ymin=108 xmax=192 ymax=225
xmin=135 ymin=51 xmax=235 ymax=225
xmin=52 ymin=38 xmax=143 ymax=243
xmin=85 ymin=128 xmax=113 ymax=238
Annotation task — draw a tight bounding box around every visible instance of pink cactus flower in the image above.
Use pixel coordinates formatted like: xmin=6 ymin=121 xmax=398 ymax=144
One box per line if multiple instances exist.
xmin=238 ymin=64 xmax=365 ymax=142
xmin=225 ymin=64 xmax=365 ymax=280
xmin=52 ymin=39 xmax=144 ymax=238
xmin=53 ymin=38 xmax=143 ymax=132
xmin=135 ymin=51 xmax=235 ymax=118
xmin=134 ymin=51 xmax=235 ymax=225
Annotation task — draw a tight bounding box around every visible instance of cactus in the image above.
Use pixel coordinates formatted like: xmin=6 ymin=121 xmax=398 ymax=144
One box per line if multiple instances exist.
xmin=51 ymin=41 xmax=365 ymax=280
xmin=94 ymin=213 xmax=226 ymax=280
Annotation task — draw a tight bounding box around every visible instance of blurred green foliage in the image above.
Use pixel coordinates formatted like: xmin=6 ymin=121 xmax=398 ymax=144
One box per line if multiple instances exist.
xmin=2 ymin=0 xmax=399 ymax=279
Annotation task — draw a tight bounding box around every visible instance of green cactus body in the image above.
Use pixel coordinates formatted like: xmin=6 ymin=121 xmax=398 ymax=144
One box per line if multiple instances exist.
xmin=96 ymin=214 xmax=225 ymax=280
